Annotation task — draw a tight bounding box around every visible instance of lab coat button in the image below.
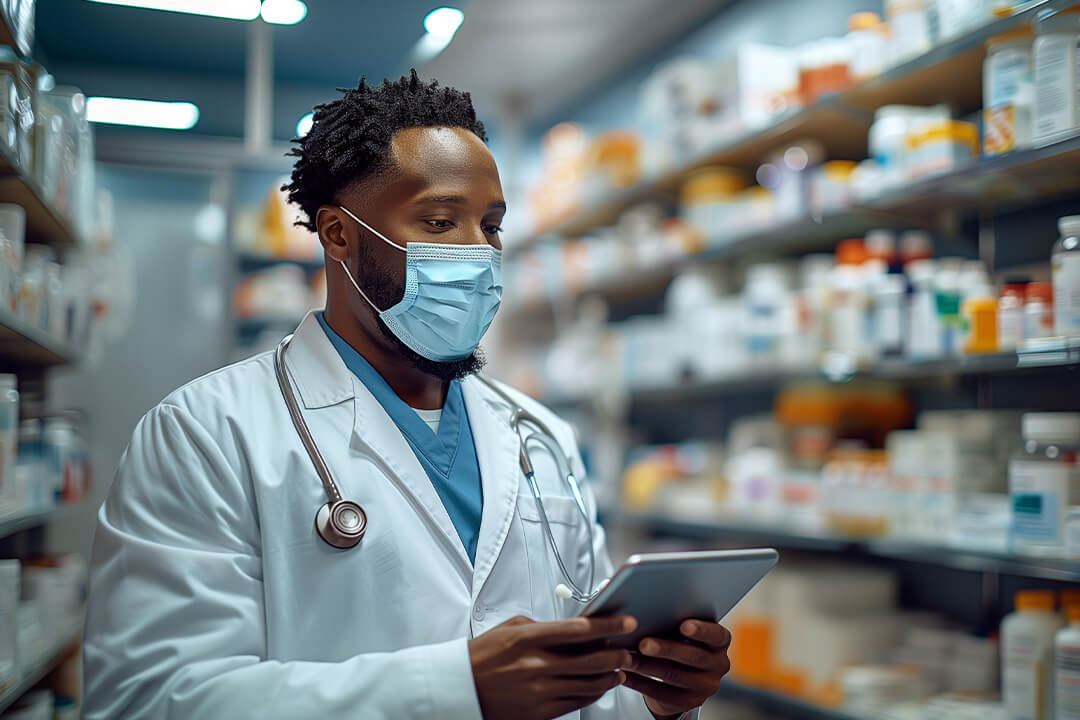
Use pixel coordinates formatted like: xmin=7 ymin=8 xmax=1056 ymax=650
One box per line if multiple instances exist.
xmin=472 ymin=604 xmax=486 ymax=622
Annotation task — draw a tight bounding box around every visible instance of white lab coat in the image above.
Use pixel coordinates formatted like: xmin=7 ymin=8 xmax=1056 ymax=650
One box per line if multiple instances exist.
xmin=83 ymin=312 xmax=676 ymax=720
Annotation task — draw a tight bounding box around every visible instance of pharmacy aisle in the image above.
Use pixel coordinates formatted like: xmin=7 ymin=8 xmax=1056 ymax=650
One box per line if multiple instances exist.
xmin=490 ymin=1 xmax=1080 ymax=718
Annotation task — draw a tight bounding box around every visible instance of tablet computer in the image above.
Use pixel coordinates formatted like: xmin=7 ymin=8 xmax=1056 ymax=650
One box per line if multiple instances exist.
xmin=580 ymin=549 xmax=778 ymax=649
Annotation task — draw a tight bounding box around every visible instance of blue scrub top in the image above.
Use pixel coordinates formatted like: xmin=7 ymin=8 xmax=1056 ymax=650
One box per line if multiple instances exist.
xmin=316 ymin=312 xmax=484 ymax=563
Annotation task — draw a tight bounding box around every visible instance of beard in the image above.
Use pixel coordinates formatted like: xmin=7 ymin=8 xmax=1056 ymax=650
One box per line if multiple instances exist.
xmin=351 ymin=245 xmax=487 ymax=383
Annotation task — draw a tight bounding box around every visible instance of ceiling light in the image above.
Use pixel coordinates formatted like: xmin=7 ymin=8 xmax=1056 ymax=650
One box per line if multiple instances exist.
xmin=85 ymin=0 xmax=260 ymax=20
xmin=423 ymin=7 xmax=464 ymax=38
xmin=296 ymin=112 xmax=314 ymax=137
xmin=260 ymin=0 xmax=306 ymax=25
xmin=87 ymin=97 xmax=200 ymax=130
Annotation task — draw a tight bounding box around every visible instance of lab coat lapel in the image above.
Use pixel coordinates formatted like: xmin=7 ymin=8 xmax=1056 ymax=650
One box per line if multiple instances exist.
xmin=285 ymin=312 xmax=472 ymax=580
xmin=462 ymin=376 xmax=521 ymax=600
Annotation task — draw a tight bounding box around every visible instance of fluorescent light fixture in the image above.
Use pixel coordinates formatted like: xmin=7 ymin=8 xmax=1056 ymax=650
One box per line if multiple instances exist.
xmin=85 ymin=0 xmax=260 ymax=20
xmin=87 ymin=97 xmax=200 ymax=130
xmin=260 ymin=0 xmax=306 ymax=25
xmin=423 ymin=7 xmax=463 ymax=38
xmin=296 ymin=112 xmax=314 ymax=137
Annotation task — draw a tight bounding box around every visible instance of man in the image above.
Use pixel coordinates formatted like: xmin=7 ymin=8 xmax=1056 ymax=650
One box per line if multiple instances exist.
xmin=83 ymin=72 xmax=731 ymax=719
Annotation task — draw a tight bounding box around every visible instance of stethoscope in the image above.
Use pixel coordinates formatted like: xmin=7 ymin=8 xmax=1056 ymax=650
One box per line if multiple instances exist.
xmin=274 ymin=335 xmax=604 ymax=603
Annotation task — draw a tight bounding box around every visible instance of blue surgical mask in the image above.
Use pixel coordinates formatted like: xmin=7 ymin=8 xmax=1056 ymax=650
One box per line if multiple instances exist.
xmin=336 ymin=205 xmax=502 ymax=362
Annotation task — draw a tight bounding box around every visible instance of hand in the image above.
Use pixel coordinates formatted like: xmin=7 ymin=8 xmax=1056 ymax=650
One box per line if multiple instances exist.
xmin=468 ymin=614 xmax=637 ymax=720
xmin=623 ymin=620 xmax=732 ymax=719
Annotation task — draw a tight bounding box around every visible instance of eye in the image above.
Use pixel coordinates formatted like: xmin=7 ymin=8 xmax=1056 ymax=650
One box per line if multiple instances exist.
xmin=425 ymin=219 xmax=454 ymax=230
xmin=483 ymin=224 xmax=503 ymax=236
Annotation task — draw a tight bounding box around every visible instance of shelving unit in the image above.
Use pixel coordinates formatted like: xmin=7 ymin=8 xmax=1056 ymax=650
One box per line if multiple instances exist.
xmin=0 ymin=622 xmax=82 ymax=714
xmin=0 ymin=508 xmax=55 ymax=540
xmin=0 ymin=306 xmax=80 ymax=368
xmin=510 ymin=0 xmax=1076 ymax=255
xmin=603 ymin=507 xmax=1080 ymax=582
xmin=0 ymin=147 xmax=81 ymax=251
xmin=715 ymin=680 xmax=861 ymax=720
xmin=235 ymin=315 xmax=303 ymax=345
xmin=545 ymin=341 xmax=1080 ymax=407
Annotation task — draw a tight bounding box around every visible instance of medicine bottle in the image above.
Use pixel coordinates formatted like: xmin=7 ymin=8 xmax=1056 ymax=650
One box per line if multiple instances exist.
xmin=1056 ymin=605 xmax=1080 ymax=720
xmin=1025 ymin=282 xmax=1054 ymax=339
xmin=1009 ymin=413 xmax=1080 ymax=555
xmin=1054 ymin=215 xmax=1080 ymax=337
xmin=0 ymin=374 xmax=18 ymax=509
xmin=1001 ymin=590 xmax=1064 ymax=720
xmin=998 ymin=280 xmax=1029 ymax=350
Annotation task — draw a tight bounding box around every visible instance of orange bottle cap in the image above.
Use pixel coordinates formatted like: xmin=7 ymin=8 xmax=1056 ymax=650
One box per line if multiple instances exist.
xmin=1026 ymin=282 xmax=1053 ymax=303
xmin=836 ymin=238 xmax=868 ymax=265
xmin=1069 ymin=605 xmax=1080 ymax=623
xmin=1016 ymin=590 xmax=1055 ymax=611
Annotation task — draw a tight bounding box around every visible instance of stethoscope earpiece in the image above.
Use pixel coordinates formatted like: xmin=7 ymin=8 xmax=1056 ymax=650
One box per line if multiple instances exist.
xmin=316 ymin=500 xmax=367 ymax=549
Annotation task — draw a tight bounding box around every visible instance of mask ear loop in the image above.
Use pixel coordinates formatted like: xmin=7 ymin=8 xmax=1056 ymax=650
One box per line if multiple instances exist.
xmin=316 ymin=205 xmax=407 ymax=315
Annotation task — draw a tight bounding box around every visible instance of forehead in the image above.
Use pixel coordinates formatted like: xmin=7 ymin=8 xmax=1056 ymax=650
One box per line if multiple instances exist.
xmin=385 ymin=126 xmax=499 ymax=189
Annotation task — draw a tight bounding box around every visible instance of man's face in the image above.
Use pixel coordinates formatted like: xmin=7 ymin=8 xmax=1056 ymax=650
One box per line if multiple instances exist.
xmin=321 ymin=126 xmax=506 ymax=380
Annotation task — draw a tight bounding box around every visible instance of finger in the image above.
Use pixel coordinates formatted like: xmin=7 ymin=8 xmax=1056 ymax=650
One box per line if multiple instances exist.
xmin=622 ymin=672 xmax=702 ymax=710
xmin=639 ymin=637 xmax=719 ymax=671
xmin=681 ymin=620 xmax=732 ymax=650
xmin=553 ymin=648 xmax=634 ymax=676
xmin=624 ymin=656 xmax=714 ymax=692
xmin=522 ymin=615 xmax=637 ymax=646
xmin=554 ymin=670 xmax=626 ymax=698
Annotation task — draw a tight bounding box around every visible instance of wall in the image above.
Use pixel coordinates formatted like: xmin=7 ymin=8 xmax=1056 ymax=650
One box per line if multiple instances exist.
xmin=46 ymin=165 xmax=233 ymax=557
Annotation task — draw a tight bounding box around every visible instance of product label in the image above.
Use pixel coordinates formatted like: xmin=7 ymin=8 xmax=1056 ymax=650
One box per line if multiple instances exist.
xmin=1005 ymin=646 xmax=1044 ymax=719
xmin=986 ymin=105 xmax=1018 ymax=154
xmin=1035 ymin=34 xmax=1077 ymax=138
xmin=1059 ymin=644 xmax=1080 ymax=719
xmin=1011 ymin=460 xmax=1069 ymax=544
xmin=1054 ymin=253 xmax=1080 ymax=334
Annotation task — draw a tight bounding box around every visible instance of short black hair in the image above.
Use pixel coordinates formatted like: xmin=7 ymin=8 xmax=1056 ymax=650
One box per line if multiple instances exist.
xmin=283 ymin=70 xmax=487 ymax=232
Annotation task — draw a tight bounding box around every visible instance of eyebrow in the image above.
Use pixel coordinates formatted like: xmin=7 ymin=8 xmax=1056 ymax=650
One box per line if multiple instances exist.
xmin=416 ymin=195 xmax=507 ymax=211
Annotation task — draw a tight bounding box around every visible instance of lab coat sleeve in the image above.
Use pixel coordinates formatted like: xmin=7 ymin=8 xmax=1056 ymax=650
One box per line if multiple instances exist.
xmin=570 ymin=450 xmax=701 ymax=720
xmin=83 ymin=403 xmax=482 ymax=720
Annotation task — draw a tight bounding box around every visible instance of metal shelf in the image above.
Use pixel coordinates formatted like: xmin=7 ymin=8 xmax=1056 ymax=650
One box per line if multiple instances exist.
xmin=612 ymin=343 xmax=1080 ymax=405
xmin=236 ymin=253 xmax=324 ymax=275
xmin=0 ymin=146 xmax=80 ymax=251
xmin=607 ymin=508 xmax=1080 ymax=582
xmin=715 ymin=680 xmax=861 ymax=720
xmin=0 ymin=306 xmax=79 ymax=367
xmin=235 ymin=315 xmax=302 ymax=344
xmin=0 ymin=624 xmax=81 ymax=714
xmin=0 ymin=508 xmax=54 ymax=540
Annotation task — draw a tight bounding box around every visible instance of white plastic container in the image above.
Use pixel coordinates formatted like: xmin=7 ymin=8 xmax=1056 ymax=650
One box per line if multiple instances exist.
xmin=873 ymin=272 xmax=907 ymax=357
xmin=937 ymin=0 xmax=995 ymax=41
xmin=887 ymin=0 xmax=932 ymax=64
xmin=1002 ymin=590 xmax=1065 ymax=720
xmin=907 ymin=258 xmax=943 ymax=358
xmin=1034 ymin=9 xmax=1080 ymax=142
xmin=1010 ymin=413 xmax=1080 ymax=555
xmin=1054 ymin=215 xmax=1080 ymax=337
xmin=0 ymin=373 xmax=18 ymax=513
xmin=1067 ymin=507 xmax=1080 ymax=559
xmin=1057 ymin=604 xmax=1080 ymax=719
xmin=983 ymin=28 xmax=1035 ymax=155
xmin=742 ymin=263 xmax=789 ymax=363
xmin=848 ymin=12 xmax=889 ymax=81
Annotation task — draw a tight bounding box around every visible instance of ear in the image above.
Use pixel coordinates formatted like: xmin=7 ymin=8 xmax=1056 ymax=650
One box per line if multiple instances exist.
xmin=316 ymin=205 xmax=350 ymax=263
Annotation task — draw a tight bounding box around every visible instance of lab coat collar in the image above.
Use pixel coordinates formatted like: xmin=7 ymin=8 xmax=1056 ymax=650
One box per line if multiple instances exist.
xmin=461 ymin=375 xmax=522 ymax=601
xmin=284 ymin=312 xmax=356 ymax=410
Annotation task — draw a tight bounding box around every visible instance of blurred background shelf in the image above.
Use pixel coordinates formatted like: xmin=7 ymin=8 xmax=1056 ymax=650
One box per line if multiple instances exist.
xmin=236 ymin=253 xmax=324 ymax=275
xmin=0 ymin=307 xmax=79 ymax=367
xmin=235 ymin=315 xmax=303 ymax=345
xmin=0 ymin=623 xmax=82 ymax=714
xmin=513 ymin=0 xmax=1078 ymax=252
xmin=0 ymin=147 xmax=80 ymax=250
xmin=0 ymin=508 xmax=54 ymax=540
xmin=604 ymin=508 xmax=1080 ymax=582
xmin=587 ymin=343 xmax=1080 ymax=406
xmin=714 ymin=681 xmax=862 ymax=720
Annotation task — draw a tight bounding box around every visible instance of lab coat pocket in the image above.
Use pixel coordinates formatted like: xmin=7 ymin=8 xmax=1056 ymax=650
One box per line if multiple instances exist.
xmin=516 ymin=493 xmax=588 ymax=621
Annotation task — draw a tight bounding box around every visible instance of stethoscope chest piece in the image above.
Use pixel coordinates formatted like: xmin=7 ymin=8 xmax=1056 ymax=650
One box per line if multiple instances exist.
xmin=316 ymin=500 xmax=367 ymax=549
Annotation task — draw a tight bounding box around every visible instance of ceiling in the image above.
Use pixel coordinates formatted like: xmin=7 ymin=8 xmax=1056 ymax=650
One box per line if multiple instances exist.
xmin=33 ymin=0 xmax=726 ymax=154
